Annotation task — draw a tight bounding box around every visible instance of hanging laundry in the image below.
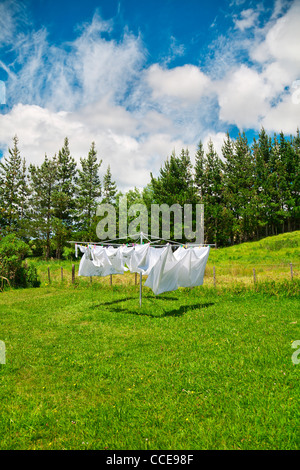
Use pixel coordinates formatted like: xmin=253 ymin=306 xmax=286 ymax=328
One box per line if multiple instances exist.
xmin=144 ymin=245 xmax=210 ymax=295
xmin=76 ymin=243 xmax=210 ymax=295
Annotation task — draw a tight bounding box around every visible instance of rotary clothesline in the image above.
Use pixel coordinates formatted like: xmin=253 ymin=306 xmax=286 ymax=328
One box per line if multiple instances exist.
xmin=69 ymin=233 xmax=211 ymax=307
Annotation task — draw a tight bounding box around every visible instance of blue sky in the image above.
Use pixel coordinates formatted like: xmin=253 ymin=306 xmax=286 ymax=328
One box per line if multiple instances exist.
xmin=0 ymin=0 xmax=299 ymax=190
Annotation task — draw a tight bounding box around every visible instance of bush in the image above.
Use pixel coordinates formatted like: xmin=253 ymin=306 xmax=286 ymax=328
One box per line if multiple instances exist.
xmin=62 ymin=246 xmax=76 ymax=260
xmin=0 ymin=234 xmax=40 ymax=288
xmin=24 ymin=263 xmax=41 ymax=288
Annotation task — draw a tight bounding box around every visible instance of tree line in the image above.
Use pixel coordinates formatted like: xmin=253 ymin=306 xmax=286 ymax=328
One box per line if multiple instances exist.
xmin=0 ymin=128 xmax=299 ymax=258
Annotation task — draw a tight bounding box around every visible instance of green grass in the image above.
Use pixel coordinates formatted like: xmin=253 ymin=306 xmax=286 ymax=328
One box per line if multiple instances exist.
xmin=0 ymin=277 xmax=299 ymax=450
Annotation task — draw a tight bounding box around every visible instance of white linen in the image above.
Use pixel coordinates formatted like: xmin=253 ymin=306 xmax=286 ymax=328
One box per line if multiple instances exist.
xmin=76 ymin=243 xmax=210 ymax=295
xmin=144 ymin=245 xmax=210 ymax=295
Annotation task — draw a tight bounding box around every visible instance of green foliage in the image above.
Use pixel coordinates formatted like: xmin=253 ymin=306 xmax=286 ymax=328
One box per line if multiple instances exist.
xmin=24 ymin=263 xmax=41 ymax=288
xmin=62 ymin=246 xmax=76 ymax=260
xmin=0 ymin=135 xmax=29 ymax=234
xmin=102 ymin=164 xmax=117 ymax=204
xmin=0 ymin=234 xmax=40 ymax=287
xmin=75 ymin=141 xmax=102 ymax=237
xmin=151 ymin=148 xmax=196 ymax=206
xmin=29 ymin=154 xmax=58 ymax=259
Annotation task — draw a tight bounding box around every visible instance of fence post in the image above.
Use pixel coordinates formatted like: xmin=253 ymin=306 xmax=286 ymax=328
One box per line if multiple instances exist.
xmin=253 ymin=268 xmax=256 ymax=285
xmin=90 ymin=276 xmax=92 ymax=284
xmin=110 ymin=274 xmax=112 ymax=286
xmin=72 ymin=264 xmax=75 ymax=284
xmin=290 ymin=263 xmax=293 ymax=280
xmin=48 ymin=267 xmax=51 ymax=283
xmin=135 ymin=272 xmax=137 ymax=285
xmin=213 ymin=266 xmax=216 ymax=288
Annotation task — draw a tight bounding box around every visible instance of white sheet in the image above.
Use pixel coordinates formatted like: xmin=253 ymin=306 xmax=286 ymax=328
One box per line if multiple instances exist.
xmin=76 ymin=243 xmax=210 ymax=295
xmin=144 ymin=245 xmax=210 ymax=294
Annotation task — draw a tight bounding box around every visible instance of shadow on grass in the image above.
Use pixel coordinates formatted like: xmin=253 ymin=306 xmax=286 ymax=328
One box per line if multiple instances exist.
xmin=89 ymin=295 xmax=179 ymax=309
xmin=110 ymin=302 xmax=214 ymax=318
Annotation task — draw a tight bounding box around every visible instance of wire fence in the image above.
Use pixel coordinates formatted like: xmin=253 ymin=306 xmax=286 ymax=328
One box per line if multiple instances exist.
xmin=39 ymin=261 xmax=299 ymax=288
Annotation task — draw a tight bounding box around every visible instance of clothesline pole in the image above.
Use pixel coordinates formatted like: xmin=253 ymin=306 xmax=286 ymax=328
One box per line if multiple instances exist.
xmin=139 ymin=272 xmax=142 ymax=307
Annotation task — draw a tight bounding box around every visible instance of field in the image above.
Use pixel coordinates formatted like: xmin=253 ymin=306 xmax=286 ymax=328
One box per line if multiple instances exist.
xmin=0 ymin=232 xmax=299 ymax=450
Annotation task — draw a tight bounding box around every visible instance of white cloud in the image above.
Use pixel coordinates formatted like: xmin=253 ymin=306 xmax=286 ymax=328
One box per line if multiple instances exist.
xmin=146 ymin=64 xmax=210 ymax=103
xmin=2 ymin=11 xmax=145 ymax=114
xmin=251 ymin=1 xmax=300 ymax=71
xmin=234 ymin=8 xmax=260 ymax=31
xmin=261 ymin=92 xmax=300 ymax=134
xmin=0 ymin=101 xmax=188 ymax=192
xmin=0 ymin=0 xmax=29 ymax=46
xmin=214 ymin=0 xmax=300 ymax=133
xmin=217 ymin=64 xmax=272 ymax=128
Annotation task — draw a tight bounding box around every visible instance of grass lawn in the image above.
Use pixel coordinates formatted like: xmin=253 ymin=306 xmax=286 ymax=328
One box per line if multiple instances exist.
xmin=0 ymin=276 xmax=299 ymax=450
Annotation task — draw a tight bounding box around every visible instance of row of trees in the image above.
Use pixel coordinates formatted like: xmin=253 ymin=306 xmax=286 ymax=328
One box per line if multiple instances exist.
xmin=0 ymin=136 xmax=117 ymax=258
xmin=149 ymin=128 xmax=299 ymax=246
xmin=0 ymin=128 xmax=299 ymax=257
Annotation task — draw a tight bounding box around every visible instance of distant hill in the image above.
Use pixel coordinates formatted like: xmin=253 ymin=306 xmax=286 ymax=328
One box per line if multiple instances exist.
xmin=208 ymin=231 xmax=300 ymax=266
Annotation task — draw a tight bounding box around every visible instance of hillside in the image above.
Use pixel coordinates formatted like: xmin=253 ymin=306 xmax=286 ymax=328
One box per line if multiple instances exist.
xmin=207 ymin=231 xmax=300 ymax=265
xmin=202 ymin=231 xmax=300 ymax=287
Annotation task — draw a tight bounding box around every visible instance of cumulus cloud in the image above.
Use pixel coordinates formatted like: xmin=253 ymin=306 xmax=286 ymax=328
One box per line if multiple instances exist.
xmin=146 ymin=64 xmax=210 ymax=103
xmin=217 ymin=64 xmax=272 ymax=128
xmin=0 ymin=0 xmax=299 ymax=191
xmin=214 ymin=0 xmax=300 ymax=133
xmin=251 ymin=1 xmax=300 ymax=70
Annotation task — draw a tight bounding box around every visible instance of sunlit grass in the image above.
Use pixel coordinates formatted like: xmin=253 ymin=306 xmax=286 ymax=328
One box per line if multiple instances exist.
xmin=0 ymin=279 xmax=299 ymax=450
xmin=1 ymin=232 xmax=299 ymax=450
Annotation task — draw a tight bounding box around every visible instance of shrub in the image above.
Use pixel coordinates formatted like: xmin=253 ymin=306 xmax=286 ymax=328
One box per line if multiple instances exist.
xmin=62 ymin=246 xmax=75 ymax=260
xmin=0 ymin=234 xmax=40 ymax=288
xmin=24 ymin=263 xmax=41 ymax=288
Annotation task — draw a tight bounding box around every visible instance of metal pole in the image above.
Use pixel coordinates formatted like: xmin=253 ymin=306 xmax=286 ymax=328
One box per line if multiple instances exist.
xmin=139 ymin=272 xmax=142 ymax=307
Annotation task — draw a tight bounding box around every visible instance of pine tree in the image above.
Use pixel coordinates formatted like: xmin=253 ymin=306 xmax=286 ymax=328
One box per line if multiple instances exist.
xmin=223 ymin=132 xmax=256 ymax=242
xmin=75 ymin=141 xmax=102 ymax=240
xmin=292 ymin=129 xmax=300 ymax=231
xmin=102 ymin=165 xmax=117 ymax=204
xmin=18 ymin=157 xmax=31 ymax=238
xmin=52 ymin=137 xmax=77 ymax=257
xmin=194 ymin=141 xmax=205 ymax=200
xmin=195 ymin=139 xmax=228 ymax=246
xmin=29 ymin=154 xmax=58 ymax=259
xmin=151 ymin=148 xmax=195 ymax=206
xmin=53 ymin=137 xmax=77 ymax=226
xmin=0 ymin=135 xmax=24 ymax=233
xmin=252 ymin=128 xmax=272 ymax=238
xmin=278 ymin=132 xmax=299 ymax=232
